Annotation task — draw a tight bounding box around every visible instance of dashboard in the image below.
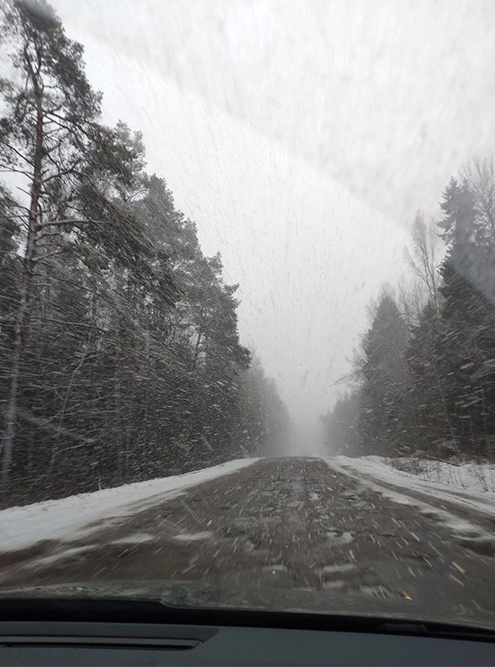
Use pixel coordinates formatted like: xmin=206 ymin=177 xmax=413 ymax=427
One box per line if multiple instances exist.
xmin=1 ymin=599 xmax=495 ymax=666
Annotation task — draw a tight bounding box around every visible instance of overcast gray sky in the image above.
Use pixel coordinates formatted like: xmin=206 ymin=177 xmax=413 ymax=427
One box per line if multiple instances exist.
xmin=50 ymin=0 xmax=495 ymax=451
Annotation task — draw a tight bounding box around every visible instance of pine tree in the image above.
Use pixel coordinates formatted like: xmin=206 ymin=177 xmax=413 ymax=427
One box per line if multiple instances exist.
xmin=236 ymin=356 xmax=290 ymax=457
xmin=406 ymin=302 xmax=457 ymax=457
xmin=0 ymin=0 xmax=104 ymax=479
xmin=357 ymin=291 xmax=411 ymax=456
xmin=437 ymin=173 xmax=495 ymax=458
xmin=321 ymin=391 xmax=361 ymax=456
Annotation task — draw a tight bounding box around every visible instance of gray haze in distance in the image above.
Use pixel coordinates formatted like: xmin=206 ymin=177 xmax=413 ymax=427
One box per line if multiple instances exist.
xmin=50 ymin=0 xmax=495 ymax=452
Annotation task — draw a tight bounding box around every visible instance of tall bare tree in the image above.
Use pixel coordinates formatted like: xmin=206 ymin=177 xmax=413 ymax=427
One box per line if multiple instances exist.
xmin=404 ymin=212 xmax=441 ymax=311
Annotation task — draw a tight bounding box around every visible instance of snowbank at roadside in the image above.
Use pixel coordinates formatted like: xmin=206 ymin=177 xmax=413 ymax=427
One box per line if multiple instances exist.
xmin=364 ymin=456 xmax=495 ymax=494
xmin=328 ymin=455 xmax=495 ymax=518
xmin=0 ymin=458 xmax=258 ymax=552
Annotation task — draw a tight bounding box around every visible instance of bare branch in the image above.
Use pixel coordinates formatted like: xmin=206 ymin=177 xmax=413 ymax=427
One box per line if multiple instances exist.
xmin=32 ymin=249 xmax=65 ymax=264
xmin=0 ymin=137 xmax=35 ymax=167
xmin=37 ymin=230 xmax=64 ymax=242
xmin=38 ymin=218 xmax=104 ymax=229
xmin=41 ymin=162 xmax=84 ymax=184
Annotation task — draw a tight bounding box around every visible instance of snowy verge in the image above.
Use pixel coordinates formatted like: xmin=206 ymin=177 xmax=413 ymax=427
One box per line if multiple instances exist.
xmin=0 ymin=458 xmax=259 ymax=552
xmin=364 ymin=456 xmax=495 ymax=494
xmin=326 ymin=456 xmax=495 ymax=516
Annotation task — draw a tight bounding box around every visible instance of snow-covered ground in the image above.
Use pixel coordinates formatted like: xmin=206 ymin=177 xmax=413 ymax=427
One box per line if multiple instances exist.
xmin=365 ymin=456 xmax=495 ymax=494
xmin=328 ymin=455 xmax=495 ymax=523
xmin=0 ymin=458 xmax=258 ymax=552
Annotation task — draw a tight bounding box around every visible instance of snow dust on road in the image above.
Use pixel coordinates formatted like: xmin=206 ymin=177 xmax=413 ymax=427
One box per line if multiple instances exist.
xmin=2 ymin=457 xmax=495 ymax=627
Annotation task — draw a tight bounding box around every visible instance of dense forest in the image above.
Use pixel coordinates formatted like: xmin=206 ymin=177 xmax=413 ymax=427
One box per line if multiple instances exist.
xmin=0 ymin=0 xmax=289 ymax=506
xmin=322 ymin=162 xmax=495 ymax=462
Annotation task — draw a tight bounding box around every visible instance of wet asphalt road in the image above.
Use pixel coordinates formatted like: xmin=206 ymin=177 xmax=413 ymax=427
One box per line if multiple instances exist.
xmin=2 ymin=457 xmax=495 ymax=627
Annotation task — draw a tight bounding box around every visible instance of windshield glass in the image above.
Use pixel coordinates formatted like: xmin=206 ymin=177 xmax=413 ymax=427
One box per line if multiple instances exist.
xmin=2 ymin=0 xmax=495 ymax=630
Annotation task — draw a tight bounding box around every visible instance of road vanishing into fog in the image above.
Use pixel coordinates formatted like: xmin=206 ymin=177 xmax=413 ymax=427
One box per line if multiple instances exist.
xmin=2 ymin=457 xmax=495 ymax=627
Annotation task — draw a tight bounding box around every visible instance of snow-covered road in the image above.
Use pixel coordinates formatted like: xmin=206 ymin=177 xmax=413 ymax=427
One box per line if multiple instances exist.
xmin=2 ymin=457 xmax=495 ymax=628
